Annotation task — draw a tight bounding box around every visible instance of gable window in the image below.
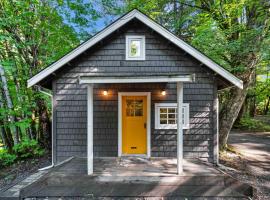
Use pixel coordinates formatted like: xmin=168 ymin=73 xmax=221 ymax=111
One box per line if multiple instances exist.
xmin=155 ymin=103 xmax=189 ymax=129
xmin=126 ymin=35 xmax=145 ymax=60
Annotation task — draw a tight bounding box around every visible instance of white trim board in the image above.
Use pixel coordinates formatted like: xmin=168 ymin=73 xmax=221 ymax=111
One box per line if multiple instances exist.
xmin=87 ymin=84 xmax=94 ymax=175
xmin=118 ymin=92 xmax=151 ymax=158
xmin=79 ymin=75 xmax=194 ymax=84
xmin=27 ymin=9 xmax=243 ymax=89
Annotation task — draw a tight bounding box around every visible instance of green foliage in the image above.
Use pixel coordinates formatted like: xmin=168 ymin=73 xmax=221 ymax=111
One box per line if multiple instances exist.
xmin=0 ymin=0 xmax=269 ymax=155
xmin=0 ymin=149 xmax=17 ymax=168
xmin=255 ymin=75 xmax=270 ymax=114
xmin=234 ymin=117 xmax=270 ymax=132
xmin=0 ymin=139 xmax=45 ymax=168
xmin=13 ymin=139 xmax=45 ymax=160
xmin=0 ymin=0 xmax=112 ymax=151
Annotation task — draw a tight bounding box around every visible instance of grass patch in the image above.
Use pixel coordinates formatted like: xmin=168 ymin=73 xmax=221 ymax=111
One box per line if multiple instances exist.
xmin=234 ymin=117 xmax=270 ymax=132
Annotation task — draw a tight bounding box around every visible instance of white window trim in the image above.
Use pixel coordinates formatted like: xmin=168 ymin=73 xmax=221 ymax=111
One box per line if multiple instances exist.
xmin=155 ymin=103 xmax=189 ymax=129
xmin=126 ymin=35 xmax=145 ymax=60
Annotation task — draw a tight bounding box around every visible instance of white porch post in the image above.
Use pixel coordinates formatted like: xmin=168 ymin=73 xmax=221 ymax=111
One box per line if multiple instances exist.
xmin=177 ymin=82 xmax=184 ymax=174
xmin=87 ymin=84 xmax=93 ymax=175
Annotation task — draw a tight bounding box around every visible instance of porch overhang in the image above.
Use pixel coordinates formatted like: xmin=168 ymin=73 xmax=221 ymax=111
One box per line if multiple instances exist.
xmin=78 ymin=74 xmax=195 ymax=84
xmin=84 ymin=74 xmax=191 ymax=175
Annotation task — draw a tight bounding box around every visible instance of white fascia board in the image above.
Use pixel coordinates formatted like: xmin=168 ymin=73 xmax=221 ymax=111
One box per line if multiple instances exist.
xmin=78 ymin=75 xmax=194 ymax=84
xmin=27 ymin=10 xmax=138 ymax=88
xmin=27 ymin=9 xmax=243 ymax=89
xmin=134 ymin=12 xmax=243 ymax=89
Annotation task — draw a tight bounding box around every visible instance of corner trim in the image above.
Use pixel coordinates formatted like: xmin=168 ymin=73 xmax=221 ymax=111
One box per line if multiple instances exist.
xmin=52 ymin=80 xmax=57 ymax=165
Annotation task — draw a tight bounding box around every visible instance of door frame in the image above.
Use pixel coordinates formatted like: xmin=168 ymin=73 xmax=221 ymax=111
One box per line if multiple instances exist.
xmin=118 ymin=92 xmax=151 ymax=158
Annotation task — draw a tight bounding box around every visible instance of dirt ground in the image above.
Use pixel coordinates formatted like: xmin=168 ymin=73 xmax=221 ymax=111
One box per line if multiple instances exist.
xmin=220 ymin=131 xmax=270 ymax=200
xmin=0 ymin=153 xmax=51 ymax=192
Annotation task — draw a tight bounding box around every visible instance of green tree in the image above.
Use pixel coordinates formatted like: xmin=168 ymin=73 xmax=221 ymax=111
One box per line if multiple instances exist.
xmin=123 ymin=0 xmax=270 ymax=149
xmin=0 ymin=0 xmax=103 ymax=151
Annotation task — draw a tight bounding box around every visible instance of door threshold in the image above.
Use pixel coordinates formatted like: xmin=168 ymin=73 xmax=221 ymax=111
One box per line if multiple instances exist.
xmin=121 ymin=154 xmax=148 ymax=158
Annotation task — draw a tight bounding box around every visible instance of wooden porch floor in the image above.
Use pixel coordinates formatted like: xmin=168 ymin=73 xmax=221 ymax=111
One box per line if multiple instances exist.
xmin=53 ymin=157 xmax=221 ymax=177
xmin=17 ymin=157 xmax=254 ymax=199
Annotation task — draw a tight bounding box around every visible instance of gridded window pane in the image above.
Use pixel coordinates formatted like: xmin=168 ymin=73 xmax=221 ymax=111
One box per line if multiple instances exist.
xmin=160 ymin=108 xmax=167 ymax=113
xmin=160 ymin=114 xmax=167 ymax=119
xmin=130 ymin=40 xmax=141 ymax=57
xmin=126 ymin=109 xmax=133 ymax=116
xmin=168 ymin=114 xmax=176 ymax=119
xmin=160 ymin=120 xmax=167 ymax=124
xmin=126 ymin=100 xmax=134 ymax=116
xmin=168 ymin=108 xmax=176 ymax=113
xmin=155 ymin=103 xmax=189 ymax=129
xmin=126 ymin=99 xmax=143 ymax=117
xmin=168 ymin=120 xmax=176 ymax=124
xmin=135 ymin=108 xmax=143 ymax=116
xmin=135 ymin=100 xmax=143 ymax=109
xmin=159 ymin=107 xmax=177 ymax=126
xmin=134 ymin=100 xmax=143 ymax=116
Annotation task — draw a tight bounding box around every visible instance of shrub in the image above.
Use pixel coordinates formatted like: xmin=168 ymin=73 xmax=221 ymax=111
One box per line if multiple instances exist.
xmin=0 ymin=150 xmax=16 ymax=168
xmin=234 ymin=117 xmax=270 ymax=131
xmin=13 ymin=139 xmax=45 ymax=160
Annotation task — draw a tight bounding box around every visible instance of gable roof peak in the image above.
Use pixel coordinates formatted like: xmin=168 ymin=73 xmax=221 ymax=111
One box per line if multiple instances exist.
xmin=27 ymin=9 xmax=243 ymax=89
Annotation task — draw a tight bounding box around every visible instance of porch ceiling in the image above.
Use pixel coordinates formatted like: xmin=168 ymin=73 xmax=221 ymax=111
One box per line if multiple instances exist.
xmin=78 ymin=73 xmax=195 ymax=84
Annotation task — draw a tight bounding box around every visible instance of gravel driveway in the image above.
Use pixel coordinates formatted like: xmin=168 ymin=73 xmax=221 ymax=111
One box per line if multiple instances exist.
xmin=228 ymin=131 xmax=270 ymax=199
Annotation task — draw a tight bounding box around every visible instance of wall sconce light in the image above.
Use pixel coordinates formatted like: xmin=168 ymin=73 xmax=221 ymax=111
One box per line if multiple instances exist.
xmin=161 ymin=90 xmax=166 ymax=96
xmin=103 ymin=90 xmax=108 ymax=96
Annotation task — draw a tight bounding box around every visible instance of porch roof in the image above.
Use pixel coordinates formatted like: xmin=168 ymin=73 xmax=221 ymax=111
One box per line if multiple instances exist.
xmin=78 ymin=73 xmax=195 ymax=84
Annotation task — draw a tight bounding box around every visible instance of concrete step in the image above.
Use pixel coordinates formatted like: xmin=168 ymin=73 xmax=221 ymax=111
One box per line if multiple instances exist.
xmin=46 ymin=175 xmax=228 ymax=186
xmin=21 ymin=184 xmax=248 ymax=198
xmin=20 ymin=175 xmax=254 ymax=198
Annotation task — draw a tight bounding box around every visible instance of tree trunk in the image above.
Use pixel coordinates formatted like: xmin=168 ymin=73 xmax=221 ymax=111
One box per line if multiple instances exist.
xmin=0 ymin=64 xmax=19 ymax=144
xmin=26 ymin=127 xmax=33 ymax=140
xmin=249 ymin=96 xmax=256 ymax=117
xmin=264 ymin=96 xmax=270 ymax=115
xmin=235 ymin=98 xmax=246 ymax=124
xmin=37 ymin=98 xmax=51 ymax=149
xmin=0 ymin=96 xmax=14 ymax=152
xmin=219 ymin=86 xmax=248 ymax=149
xmin=0 ymin=126 xmax=7 ymax=147
xmin=219 ymin=70 xmax=255 ymax=150
xmin=0 ymin=124 xmax=14 ymax=152
xmin=30 ymin=110 xmax=37 ymax=140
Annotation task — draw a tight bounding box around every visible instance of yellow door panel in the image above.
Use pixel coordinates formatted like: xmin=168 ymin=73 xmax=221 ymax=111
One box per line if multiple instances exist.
xmin=122 ymin=96 xmax=147 ymax=154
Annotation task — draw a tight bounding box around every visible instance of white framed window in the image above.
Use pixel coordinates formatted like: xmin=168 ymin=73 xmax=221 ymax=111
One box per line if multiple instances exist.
xmin=155 ymin=103 xmax=189 ymax=129
xmin=126 ymin=35 xmax=145 ymax=60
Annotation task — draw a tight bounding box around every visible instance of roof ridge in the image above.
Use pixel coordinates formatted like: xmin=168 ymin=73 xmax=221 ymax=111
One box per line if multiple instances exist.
xmin=27 ymin=9 xmax=243 ymax=89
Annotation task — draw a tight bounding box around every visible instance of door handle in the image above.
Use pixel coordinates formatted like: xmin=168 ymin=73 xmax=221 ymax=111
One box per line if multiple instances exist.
xmin=144 ymin=123 xmax=147 ymax=129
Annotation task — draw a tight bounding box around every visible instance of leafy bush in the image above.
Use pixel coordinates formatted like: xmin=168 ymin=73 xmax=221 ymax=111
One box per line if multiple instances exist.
xmin=13 ymin=139 xmax=45 ymax=160
xmin=234 ymin=117 xmax=270 ymax=131
xmin=0 ymin=150 xmax=16 ymax=168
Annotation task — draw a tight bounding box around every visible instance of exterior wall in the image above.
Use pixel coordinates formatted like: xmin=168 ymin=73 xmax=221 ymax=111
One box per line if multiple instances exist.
xmin=53 ymin=19 xmax=217 ymax=163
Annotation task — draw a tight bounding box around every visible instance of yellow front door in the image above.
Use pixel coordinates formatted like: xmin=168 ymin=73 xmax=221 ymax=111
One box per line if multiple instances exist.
xmin=122 ymin=96 xmax=147 ymax=154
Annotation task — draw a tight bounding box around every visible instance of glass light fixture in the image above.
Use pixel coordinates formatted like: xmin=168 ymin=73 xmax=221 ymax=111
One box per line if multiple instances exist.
xmin=161 ymin=90 xmax=166 ymax=96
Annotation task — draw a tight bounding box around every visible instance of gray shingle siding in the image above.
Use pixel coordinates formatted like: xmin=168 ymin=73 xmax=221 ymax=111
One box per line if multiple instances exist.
xmin=53 ymin=19 xmax=217 ymax=163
